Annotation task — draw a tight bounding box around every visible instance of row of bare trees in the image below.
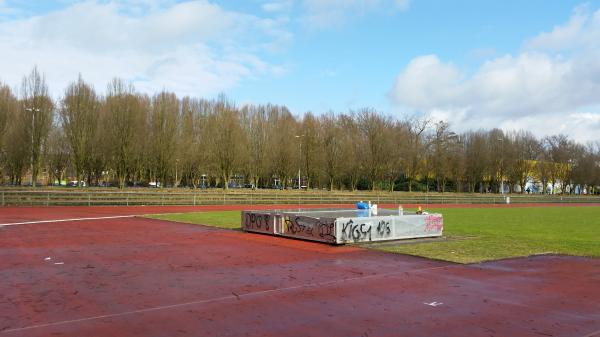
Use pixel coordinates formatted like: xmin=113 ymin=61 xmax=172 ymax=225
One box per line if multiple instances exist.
xmin=1 ymin=69 xmax=599 ymax=193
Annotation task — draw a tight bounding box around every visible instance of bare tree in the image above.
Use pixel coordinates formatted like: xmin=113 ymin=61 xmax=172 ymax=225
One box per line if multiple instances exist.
xmin=240 ymin=104 xmax=270 ymax=188
xmin=382 ymin=121 xmax=409 ymax=192
xmin=403 ymin=117 xmax=430 ymax=192
xmin=46 ymin=124 xmax=70 ymax=185
xmin=430 ymin=121 xmax=457 ymax=192
xmin=301 ymin=112 xmax=322 ymax=189
xmin=544 ymin=134 xmax=577 ymax=194
xmin=320 ymin=112 xmax=343 ymax=190
xmin=506 ymin=131 xmax=540 ymax=193
xmin=149 ymin=91 xmax=180 ymax=186
xmin=464 ymin=131 xmax=488 ymax=193
xmin=268 ymin=106 xmax=297 ymax=188
xmin=105 ymin=79 xmax=144 ymax=188
xmin=355 ymin=108 xmax=393 ymax=191
xmin=338 ymin=114 xmax=363 ymax=191
xmin=206 ymin=95 xmax=245 ymax=190
xmin=178 ymin=97 xmax=208 ymax=188
xmin=0 ymin=84 xmax=20 ymax=184
xmin=447 ymin=135 xmax=466 ymax=192
xmin=0 ymin=84 xmax=11 ymax=156
xmin=571 ymin=143 xmax=599 ymax=194
xmin=60 ymin=75 xmax=100 ymax=186
xmin=21 ymin=66 xmax=54 ymax=186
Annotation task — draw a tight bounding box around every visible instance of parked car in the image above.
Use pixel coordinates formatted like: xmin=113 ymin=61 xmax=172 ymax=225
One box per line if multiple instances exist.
xmin=67 ymin=180 xmax=87 ymax=187
xmin=148 ymin=181 xmax=161 ymax=188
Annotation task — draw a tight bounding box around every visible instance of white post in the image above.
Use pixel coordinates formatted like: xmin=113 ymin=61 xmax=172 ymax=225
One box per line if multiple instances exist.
xmin=498 ymin=138 xmax=504 ymax=195
xmin=25 ymin=107 xmax=40 ymax=187
xmin=295 ymin=135 xmax=304 ymax=189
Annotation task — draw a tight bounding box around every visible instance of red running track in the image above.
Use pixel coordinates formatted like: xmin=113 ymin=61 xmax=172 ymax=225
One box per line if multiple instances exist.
xmin=1 ymin=203 xmax=599 ymax=225
xmin=0 ymin=206 xmax=599 ymax=337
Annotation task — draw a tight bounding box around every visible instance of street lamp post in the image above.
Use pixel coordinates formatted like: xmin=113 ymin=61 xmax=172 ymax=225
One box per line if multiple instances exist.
xmin=25 ymin=107 xmax=40 ymax=187
xmin=295 ymin=135 xmax=304 ymax=189
xmin=498 ymin=138 xmax=504 ymax=195
xmin=567 ymin=159 xmax=573 ymax=194
xmin=175 ymin=159 xmax=179 ymax=187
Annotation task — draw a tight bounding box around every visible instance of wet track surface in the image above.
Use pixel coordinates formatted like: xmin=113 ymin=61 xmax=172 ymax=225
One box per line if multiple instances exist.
xmin=0 ymin=206 xmax=599 ymax=337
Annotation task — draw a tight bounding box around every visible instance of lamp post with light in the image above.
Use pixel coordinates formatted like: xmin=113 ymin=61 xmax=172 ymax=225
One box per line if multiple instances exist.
xmin=175 ymin=158 xmax=180 ymax=187
xmin=25 ymin=107 xmax=40 ymax=187
xmin=295 ymin=135 xmax=304 ymax=189
xmin=498 ymin=138 xmax=504 ymax=195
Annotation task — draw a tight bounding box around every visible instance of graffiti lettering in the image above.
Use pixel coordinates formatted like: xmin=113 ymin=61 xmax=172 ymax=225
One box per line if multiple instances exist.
xmin=318 ymin=222 xmax=336 ymax=241
xmin=424 ymin=215 xmax=443 ymax=232
xmin=341 ymin=219 xmax=372 ymax=242
xmin=243 ymin=213 xmax=271 ymax=231
xmin=284 ymin=216 xmax=336 ymax=243
xmin=376 ymin=220 xmax=391 ymax=236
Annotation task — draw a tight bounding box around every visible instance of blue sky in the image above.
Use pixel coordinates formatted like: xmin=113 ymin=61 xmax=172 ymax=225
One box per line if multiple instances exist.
xmin=1 ymin=0 xmax=600 ymax=141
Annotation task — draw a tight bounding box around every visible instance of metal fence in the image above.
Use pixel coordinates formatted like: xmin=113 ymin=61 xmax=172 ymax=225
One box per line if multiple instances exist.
xmin=1 ymin=189 xmax=599 ymax=206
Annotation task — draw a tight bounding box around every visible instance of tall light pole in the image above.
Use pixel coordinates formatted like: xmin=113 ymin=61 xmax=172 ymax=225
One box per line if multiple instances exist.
xmin=175 ymin=158 xmax=179 ymax=188
xmin=25 ymin=107 xmax=40 ymax=187
xmin=498 ymin=138 xmax=504 ymax=195
xmin=295 ymin=135 xmax=304 ymax=189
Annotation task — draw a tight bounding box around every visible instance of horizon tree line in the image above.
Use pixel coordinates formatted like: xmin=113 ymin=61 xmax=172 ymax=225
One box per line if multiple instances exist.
xmin=1 ymin=67 xmax=599 ymax=194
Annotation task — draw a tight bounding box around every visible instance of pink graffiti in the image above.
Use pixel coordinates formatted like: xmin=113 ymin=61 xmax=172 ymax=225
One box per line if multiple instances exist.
xmin=424 ymin=215 xmax=443 ymax=232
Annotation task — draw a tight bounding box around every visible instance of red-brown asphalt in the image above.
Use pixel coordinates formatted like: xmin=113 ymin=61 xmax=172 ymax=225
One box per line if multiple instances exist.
xmin=1 ymin=205 xmax=599 ymax=337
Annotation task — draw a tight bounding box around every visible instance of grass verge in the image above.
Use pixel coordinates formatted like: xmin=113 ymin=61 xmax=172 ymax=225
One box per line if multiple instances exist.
xmin=147 ymin=211 xmax=241 ymax=229
xmin=379 ymin=206 xmax=600 ymax=263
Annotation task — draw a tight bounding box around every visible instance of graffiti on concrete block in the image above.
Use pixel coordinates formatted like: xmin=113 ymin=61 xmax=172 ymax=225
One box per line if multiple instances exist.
xmin=340 ymin=219 xmax=372 ymax=242
xmin=318 ymin=221 xmax=336 ymax=242
xmin=376 ymin=220 xmax=391 ymax=236
xmin=283 ymin=216 xmax=336 ymax=243
xmin=424 ymin=215 xmax=443 ymax=233
xmin=243 ymin=212 xmax=271 ymax=232
xmin=339 ymin=219 xmax=392 ymax=242
xmin=243 ymin=211 xmax=443 ymax=244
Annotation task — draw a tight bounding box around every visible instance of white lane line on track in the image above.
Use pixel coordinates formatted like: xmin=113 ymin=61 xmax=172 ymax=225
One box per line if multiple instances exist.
xmin=0 ymin=215 xmax=138 ymax=227
xmin=0 ymin=264 xmax=451 ymax=334
xmin=581 ymin=330 xmax=600 ymax=337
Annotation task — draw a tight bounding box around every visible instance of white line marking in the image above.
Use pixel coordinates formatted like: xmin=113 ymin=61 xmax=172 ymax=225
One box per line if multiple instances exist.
xmin=0 ymin=215 xmax=137 ymax=227
xmin=424 ymin=301 xmax=443 ymax=307
xmin=53 ymin=262 xmax=64 ymax=265
xmin=0 ymin=264 xmax=449 ymax=334
xmin=581 ymin=329 xmax=600 ymax=337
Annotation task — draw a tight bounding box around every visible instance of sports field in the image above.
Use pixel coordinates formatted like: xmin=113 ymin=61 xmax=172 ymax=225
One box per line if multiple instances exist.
xmin=1 ymin=204 xmax=599 ymax=337
xmin=149 ymin=205 xmax=600 ymax=263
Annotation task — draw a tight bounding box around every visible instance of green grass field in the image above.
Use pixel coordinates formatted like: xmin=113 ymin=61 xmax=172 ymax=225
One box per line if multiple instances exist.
xmin=148 ymin=211 xmax=241 ymax=229
xmin=147 ymin=206 xmax=600 ymax=264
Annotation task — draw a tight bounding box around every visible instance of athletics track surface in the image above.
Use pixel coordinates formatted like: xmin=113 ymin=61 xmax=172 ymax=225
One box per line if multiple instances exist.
xmin=0 ymin=204 xmax=599 ymax=337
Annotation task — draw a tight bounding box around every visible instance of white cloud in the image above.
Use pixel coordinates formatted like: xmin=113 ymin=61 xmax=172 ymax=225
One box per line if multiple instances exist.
xmin=524 ymin=4 xmax=600 ymax=52
xmin=262 ymin=1 xmax=293 ymax=13
xmin=389 ymin=6 xmax=600 ymax=142
xmin=0 ymin=0 xmax=290 ymax=98
xmin=301 ymin=0 xmax=410 ymax=29
xmin=0 ymin=0 xmax=18 ymax=16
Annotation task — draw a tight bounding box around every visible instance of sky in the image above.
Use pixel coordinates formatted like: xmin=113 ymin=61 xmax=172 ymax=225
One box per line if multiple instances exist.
xmin=1 ymin=0 xmax=600 ymax=142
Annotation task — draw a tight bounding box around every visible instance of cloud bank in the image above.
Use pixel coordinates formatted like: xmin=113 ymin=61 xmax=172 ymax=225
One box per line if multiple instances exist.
xmin=389 ymin=6 xmax=600 ymax=142
xmin=0 ymin=0 xmax=290 ymax=97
